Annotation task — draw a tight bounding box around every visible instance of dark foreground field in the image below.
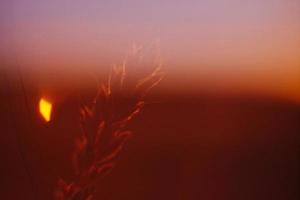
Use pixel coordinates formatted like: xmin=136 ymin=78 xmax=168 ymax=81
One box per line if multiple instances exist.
xmin=1 ymin=77 xmax=299 ymax=200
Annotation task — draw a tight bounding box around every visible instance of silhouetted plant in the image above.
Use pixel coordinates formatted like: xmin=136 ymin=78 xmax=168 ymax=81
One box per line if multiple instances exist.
xmin=54 ymin=62 xmax=163 ymax=200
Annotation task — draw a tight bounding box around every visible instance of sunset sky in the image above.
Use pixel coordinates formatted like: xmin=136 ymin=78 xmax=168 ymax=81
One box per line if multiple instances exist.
xmin=1 ymin=0 xmax=300 ymax=101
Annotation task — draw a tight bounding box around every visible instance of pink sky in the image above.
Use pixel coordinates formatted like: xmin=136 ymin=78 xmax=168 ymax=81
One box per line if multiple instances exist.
xmin=1 ymin=0 xmax=300 ymax=101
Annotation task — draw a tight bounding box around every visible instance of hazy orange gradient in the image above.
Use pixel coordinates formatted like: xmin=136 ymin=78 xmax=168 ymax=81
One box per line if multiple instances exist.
xmin=1 ymin=0 xmax=300 ymax=102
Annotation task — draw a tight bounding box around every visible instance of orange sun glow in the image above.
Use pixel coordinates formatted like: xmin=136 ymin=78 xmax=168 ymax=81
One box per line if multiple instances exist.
xmin=39 ymin=98 xmax=52 ymax=122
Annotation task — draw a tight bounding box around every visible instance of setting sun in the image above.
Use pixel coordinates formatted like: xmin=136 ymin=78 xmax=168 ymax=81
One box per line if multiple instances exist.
xmin=39 ymin=98 xmax=52 ymax=122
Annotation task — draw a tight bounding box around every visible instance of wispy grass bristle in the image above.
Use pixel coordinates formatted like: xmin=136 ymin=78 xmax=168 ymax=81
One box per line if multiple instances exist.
xmin=54 ymin=61 xmax=163 ymax=200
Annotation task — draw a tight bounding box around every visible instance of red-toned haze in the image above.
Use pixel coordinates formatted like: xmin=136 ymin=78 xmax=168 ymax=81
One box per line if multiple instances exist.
xmin=1 ymin=0 xmax=300 ymax=102
xmin=1 ymin=2 xmax=300 ymax=200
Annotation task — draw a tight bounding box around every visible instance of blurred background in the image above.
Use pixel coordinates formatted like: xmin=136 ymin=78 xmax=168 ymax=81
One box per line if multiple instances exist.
xmin=1 ymin=0 xmax=300 ymax=199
